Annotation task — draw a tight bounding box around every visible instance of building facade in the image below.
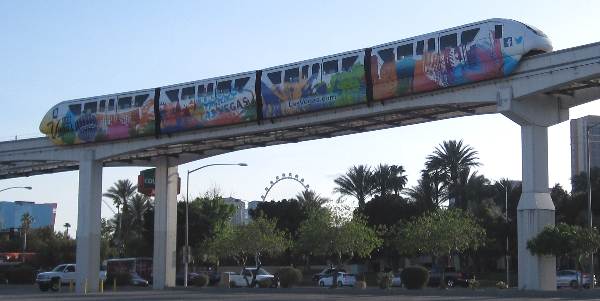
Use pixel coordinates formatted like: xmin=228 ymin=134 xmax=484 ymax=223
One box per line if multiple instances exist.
xmin=571 ymin=115 xmax=600 ymax=178
xmin=223 ymin=197 xmax=248 ymax=225
xmin=0 ymin=201 xmax=57 ymax=231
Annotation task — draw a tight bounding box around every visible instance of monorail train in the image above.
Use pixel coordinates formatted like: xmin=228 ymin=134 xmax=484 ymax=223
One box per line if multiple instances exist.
xmin=40 ymin=19 xmax=552 ymax=145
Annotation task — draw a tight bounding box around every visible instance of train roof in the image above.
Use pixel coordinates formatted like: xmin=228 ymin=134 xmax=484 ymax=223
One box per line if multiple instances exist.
xmin=371 ymin=18 xmax=520 ymax=49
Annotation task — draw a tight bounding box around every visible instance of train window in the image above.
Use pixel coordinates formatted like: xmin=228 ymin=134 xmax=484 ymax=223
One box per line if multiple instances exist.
xmin=427 ymin=38 xmax=436 ymax=52
xmin=234 ymin=77 xmax=250 ymax=91
xmin=206 ymin=83 xmax=214 ymax=95
xmin=52 ymin=108 xmax=58 ymax=118
xmin=166 ymin=89 xmax=179 ymax=103
xmin=416 ymin=40 xmax=424 ymax=55
xmin=311 ymin=63 xmax=320 ymax=76
xmin=68 ymin=104 xmax=81 ymax=115
xmin=323 ymin=60 xmax=338 ymax=75
xmin=342 ymin=56 xmax=358 ymax=72
xmin=267 ymin=71 xmax=282 ymax=84
xmin=108 ymin=99 xmax=115 ymax=111
xmin=118 ymin=97 xmax=132 ymax=110
xmin=396 ymin=44 xmax=413 ymax=59
xmin=460 ymin=28 xmax=479 ymax=45
xmin=134 ymin=94 xmax=149 ymax=107
xmin=440 ymin=33 xmax=457 ymax=49
xmin=217 ymin=80 xmax=232 ymax=94
xmin=99 ymin=100 xmax=106 ymax=112
xmin=495 ymin=25 xmax=503 ymax=39
xmin=181 ymin=87 xmax=195 ymax=101
xmin=377 ymin=48 xmax=394 ymax=63
xmin=301 ymin=65 xmax=309 ymax=79
xmin=198 ymin=84 xmax=206 ymax=96
xmin=284 ymin=68 xmax=299 ymax=83
xmin=83 ymin=101 xmax=97 ymax=114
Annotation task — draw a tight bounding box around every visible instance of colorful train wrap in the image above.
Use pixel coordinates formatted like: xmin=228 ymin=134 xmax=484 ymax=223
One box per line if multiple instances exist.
xmin=40 ymin=19 xmax=552 ymax=145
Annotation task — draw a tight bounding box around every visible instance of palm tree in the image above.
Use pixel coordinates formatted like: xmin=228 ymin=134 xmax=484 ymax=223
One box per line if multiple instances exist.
xmin=64 ymin=222 xmax=71 ymax=237
xmin=333 ymin=165 xmax=374 ymax=208
xmin=20 ymin=212 xmax=34 ymax=251
xmin=425 ymin=140 xmax=480 ymax=209
xmin=295 ymin=190 xmax=329 ymax=213
xmin=127 ymin=194 xmax=150 ymax=231
xmin=103 ymin=179 xmax=137 ymax=254
xmin=372 ymin=164 xmax=408 ymax=196
xmin=405 ymin=170 xmax=447 ymax=212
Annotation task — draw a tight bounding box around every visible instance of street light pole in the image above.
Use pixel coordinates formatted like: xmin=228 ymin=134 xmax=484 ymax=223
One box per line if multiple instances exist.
xmin=499 ymin=180 xmax=510 ymax=287
xmin=0 ymin=186 xmax=32 ymax=193
xmin=184 ymin=162 xmax=247 ymax=288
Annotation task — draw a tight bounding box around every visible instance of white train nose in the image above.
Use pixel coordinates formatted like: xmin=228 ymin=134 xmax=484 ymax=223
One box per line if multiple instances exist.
xmin=525 ymin=33 xmax=553 ymax=54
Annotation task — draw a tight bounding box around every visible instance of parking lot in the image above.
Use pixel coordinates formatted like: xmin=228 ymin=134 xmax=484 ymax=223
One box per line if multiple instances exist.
xmin=4 ymin=285 xmax=600 ymax=301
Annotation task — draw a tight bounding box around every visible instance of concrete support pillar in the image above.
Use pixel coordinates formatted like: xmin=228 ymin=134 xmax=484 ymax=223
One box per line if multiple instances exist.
xmin=153 ymin=157 xmax=178 ymax=289
xmin=75 ymin=151 xmax=103 ymax=293
xmin=499 ymin=87 xmax=567 ymax=291
xmin=517 ymin=125 xmax=556 ymax=290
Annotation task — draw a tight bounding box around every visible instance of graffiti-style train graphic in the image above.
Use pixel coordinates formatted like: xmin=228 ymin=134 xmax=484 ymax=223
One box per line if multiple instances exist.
xmin=40 ymin=19 xmax=552 ymax=145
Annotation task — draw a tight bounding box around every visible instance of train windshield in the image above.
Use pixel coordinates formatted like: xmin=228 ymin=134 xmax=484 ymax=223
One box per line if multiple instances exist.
xmin=520 ymin=22 xmax=547 ymax=38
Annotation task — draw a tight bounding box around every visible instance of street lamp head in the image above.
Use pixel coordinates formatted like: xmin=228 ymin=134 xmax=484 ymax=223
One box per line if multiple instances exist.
xmin=24 ymin=186 xmax=32 ymax=190
xmin=238 ymin=163 xmax=248 ymax=166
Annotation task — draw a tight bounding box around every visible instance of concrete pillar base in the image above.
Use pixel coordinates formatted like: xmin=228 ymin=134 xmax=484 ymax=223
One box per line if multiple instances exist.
xmin=517 ymin=199 xmax=556 ymax=290
xmin=515 ymin=124 xmax=556 ymax=291
xmin=75 ymin=151 xmax=102 ymax=293
xmin=153 ymin=157 xmax=178 ymax=289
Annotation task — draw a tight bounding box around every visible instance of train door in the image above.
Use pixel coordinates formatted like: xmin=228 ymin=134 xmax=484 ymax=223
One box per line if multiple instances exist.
xmin=492 ymin=21 xmax=524 ymax=74
xmin=196 ymin=80 xmax=216 ymax=122
xmin=320 ymin=51 xmax=367 ymax=106
xmin=412 ymin=35 xmax=439 ymax=93
xmin=395 ymin=41 xmax=416 ymax=95
xmin=370 ymin=45 xmax=397 ymax=100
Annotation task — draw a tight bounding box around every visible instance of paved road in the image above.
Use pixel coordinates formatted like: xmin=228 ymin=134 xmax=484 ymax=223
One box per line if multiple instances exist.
xmin=3 ymin=285 xmax=600 ymax=300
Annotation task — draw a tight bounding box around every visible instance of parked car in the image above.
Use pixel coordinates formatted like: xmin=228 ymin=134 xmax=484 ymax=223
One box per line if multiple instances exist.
xmin=175 ymin=271 xmax=200 ymax=285
xmin=427 ymin=267 xmax=469 ymax=288
xmin=312 ymin=267 xmax=347 ymax=282
xmin=206 ymin=270 xmax=221 ymax=286
xmin=228 ymin=267 xmax=279 ymax=288
xmin=129 ymin=272 xmax=149 ymax=286
xmin=35 ymin=264 xmax=107 ymax=292
xmin=391 ymin=273 xmax=402 ymax=287
xmin=318 ymin=272 xmax=356 ymax=287
xmin=557 ymin=269 xmax=595 ymax=289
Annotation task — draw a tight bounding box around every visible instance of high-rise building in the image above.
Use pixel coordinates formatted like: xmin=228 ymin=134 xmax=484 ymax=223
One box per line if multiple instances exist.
xmin=223 ymin=197 xmax=248 ymax=225
xmin=247 ymin=200 xmax=260 ymax=211
xmin=0 ymin=201 xmax=57 ymax=231
xmin=571 ymin=116 xmax=600 ymax=178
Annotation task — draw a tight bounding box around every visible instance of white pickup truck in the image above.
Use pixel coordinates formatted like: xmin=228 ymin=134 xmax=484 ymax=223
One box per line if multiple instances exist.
xmin=227 ymin=267 xmax=279 ymax=288
xmin=35 ymin=263 xmax=106 ymax=291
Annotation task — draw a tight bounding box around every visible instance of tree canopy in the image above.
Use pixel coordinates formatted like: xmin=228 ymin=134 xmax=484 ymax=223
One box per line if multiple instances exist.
xmin=296 ymin=208 xmax=382 ymax=265
xmin=398 ymin=208 xmax=486 ymax=261
xmin=527 ymin=223 xmax=600 ymax=272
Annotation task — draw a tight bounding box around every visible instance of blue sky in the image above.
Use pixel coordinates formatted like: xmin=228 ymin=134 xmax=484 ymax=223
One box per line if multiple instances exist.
xmin=1 ymin=0 xmax=600 ymax=234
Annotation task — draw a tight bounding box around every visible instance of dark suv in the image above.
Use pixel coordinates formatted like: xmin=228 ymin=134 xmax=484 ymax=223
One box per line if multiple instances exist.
xmin=427 ymin=267 xmax=470 ymax=288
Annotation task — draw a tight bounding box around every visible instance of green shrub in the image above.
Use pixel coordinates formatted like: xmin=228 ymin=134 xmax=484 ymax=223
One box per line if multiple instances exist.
xmin=7 ymin=265 xmax=35 ymax=284
xmin=378 ymin=272 xmax=393 ymax=289
xmin=356 ymin=273 xmax=366 ymax=282
xmin=400 ymin=266 xmax=429 ymax=289
xmin=278 ymin=267 xmax=302 ymax=288
xmin=106 ymin=272 xmax=132 ymax=286
xmin=468 ymin=277 xmax=480 ymax=289
xmin=191 ymin=274 xmax=209 ymax=287
xmin=496 ymin=281 xmax=508 ymax=289
xmin=257 ymin=278 xmax=272 ymax=288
